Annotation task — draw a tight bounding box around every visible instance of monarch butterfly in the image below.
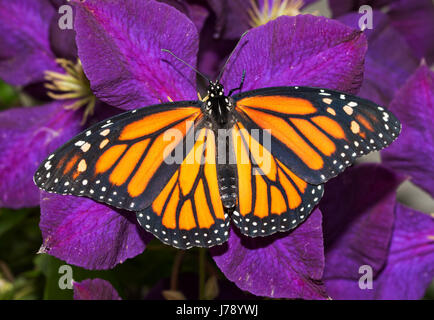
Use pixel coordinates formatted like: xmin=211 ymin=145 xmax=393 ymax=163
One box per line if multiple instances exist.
xmin=34 ymin=50 xmax=401 ymax=250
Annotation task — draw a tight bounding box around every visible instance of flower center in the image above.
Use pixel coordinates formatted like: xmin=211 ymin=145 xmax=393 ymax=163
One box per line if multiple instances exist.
xmin=44 ymin=59 xmax=96 ymax=125
xmin=248 ymin=0 xmax=305 ymax=27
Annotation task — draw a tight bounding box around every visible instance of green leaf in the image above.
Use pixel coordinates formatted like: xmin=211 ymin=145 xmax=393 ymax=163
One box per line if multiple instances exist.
xmin=0 ymin=80 xmax=18 ymax=108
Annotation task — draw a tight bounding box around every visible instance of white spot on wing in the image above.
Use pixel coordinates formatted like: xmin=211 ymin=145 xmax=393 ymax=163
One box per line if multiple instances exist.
xmin=75 ymin=141 xmax=85 ymax=147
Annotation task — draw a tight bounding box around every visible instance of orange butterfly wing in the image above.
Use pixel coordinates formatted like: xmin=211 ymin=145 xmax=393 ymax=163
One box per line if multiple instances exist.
xmin=233 ymin=87 xmax=401 ymax=184
xmin=230 ymin=122 xmax=323 ymax=236
xmin=34 ymin=101 xmax=203 ymax=211
xmin=136 ymin=127 xmax=229 ymax=249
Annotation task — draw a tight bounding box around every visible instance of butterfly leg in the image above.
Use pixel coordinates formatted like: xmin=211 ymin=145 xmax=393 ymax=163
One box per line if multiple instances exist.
xmin=228 ymin=70 xmax=246 ymax=96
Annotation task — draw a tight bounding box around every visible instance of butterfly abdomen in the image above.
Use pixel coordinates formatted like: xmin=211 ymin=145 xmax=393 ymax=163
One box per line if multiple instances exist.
xmin=213 ymin=122 xmax=238 ymax=210
xmin=217 ymin=165 xmax=237 ymax=210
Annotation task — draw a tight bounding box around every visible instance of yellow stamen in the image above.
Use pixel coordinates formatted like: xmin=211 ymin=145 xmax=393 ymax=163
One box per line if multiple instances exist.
xmin=248 ymin=0 xmax=306 ymax=28
xmin=44 ymin=59 xmax=96 ymax=125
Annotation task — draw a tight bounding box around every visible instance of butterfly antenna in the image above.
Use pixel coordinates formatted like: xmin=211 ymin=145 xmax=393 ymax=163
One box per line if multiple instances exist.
xmin=161 ymin=49 xmax=210 ymax=83
xmin=217 ymin=31 xmax=249 ymax=82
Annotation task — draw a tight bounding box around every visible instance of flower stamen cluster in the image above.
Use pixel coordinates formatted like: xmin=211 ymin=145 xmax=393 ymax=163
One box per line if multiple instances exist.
xmin=45 ymin=59 xmax=96 ymax=125
xmin=248 ymin=0 xmax=304 ymax=27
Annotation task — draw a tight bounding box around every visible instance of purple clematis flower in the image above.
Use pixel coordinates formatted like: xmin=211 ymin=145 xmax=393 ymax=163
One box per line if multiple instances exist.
xmin=336 ymin=10 xmax=419 ymax=106
xmin=158 ymin=0 xmax=209 ymax=33
xmin=381 ymin=64 xmax=434 ymax=198
xmin=0 ymin=0 xmax=89 ymax=208
xmin=207 ymin=0 xmax=319 ymax=40
xmin=0 ymin=0 xmax=153 ymax=269
xmin=0 ymin=0 xmax=62 ymax=86
xmin=194 ymin=1 xmax=429 ymax=103
xmin=37 ymin=0 xmax=201 ymax=270
xmin=70 ymin=163 xmax=434 ymax=301
xmin=329 ymin=0 xmax=395 ymax=17
xmin=36 ymin=0 xmax=370 ymax=300
xmin=3 ymin=0 xmax=430 ymax=300
xmin=0 ymin=102 xmax=82 ymax=208
xmin=73 ymin=278 xmax=121 ymax=300
xmin=211 ymin=209 xmax=326 ymax=299
xmin=200 ymin=0 xmax=320 ymax=77
xmin=0 ymin=0 xmax=208 ymax=209
xmin=329 ymin=0 xmax=434 ymax=65
xmin=320 ymin=164 xmax=434 ymax=299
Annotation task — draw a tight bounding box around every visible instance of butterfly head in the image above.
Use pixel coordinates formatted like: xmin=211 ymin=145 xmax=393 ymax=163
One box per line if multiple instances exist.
xmin=207 ymin=80 xmax=225 ymax=98
xmin=204 ymin=80 xmax=234 ymax=127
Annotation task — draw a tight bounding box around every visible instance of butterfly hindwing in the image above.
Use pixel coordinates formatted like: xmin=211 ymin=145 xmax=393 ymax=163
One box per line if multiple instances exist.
xmin=232 ymin=86 xmax=401 ymax=184
xmin=230 ymin=122 xmax=323 ymax=236
xmin=34 ymin=101 xmax=203 ymax=211
xmin=136 ymin=127 xmax=230 ymax=249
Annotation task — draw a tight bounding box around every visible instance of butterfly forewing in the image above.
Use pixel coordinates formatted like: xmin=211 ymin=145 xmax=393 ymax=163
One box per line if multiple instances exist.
xmin=232 ymin=86 xmax=401 ymax=184
xmin=34 ymin=101 xmax=203 ymax=211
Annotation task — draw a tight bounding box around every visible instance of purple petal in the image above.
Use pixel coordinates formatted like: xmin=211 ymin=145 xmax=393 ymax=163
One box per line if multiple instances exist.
xmin=197 ymin=17 xmax=238 ymax=79
xmin=73 ymin=279 xmax=121 ymax=300
xmin=205 ymin=0 xmax=228 ymax=39
xmin=0 ymin=102 xmax=82 ymax=208
xmin=325 ymin=204 xmax=434 ymax=300
xmin=389 ymin=0 xmax=434 ymax=64
xmin=210 ymin=0 xmax=320 ymax=40
xmin=184 ymin=3 xmax=209 ymax=34
xmin=337 ymin=11 xmax=418 ymax=106
xmin=40 ymin=192 xmax=153 ymax=270
xmin=159 ymin=0 xmax=209 ymax=34
xmin=381 ymin=64 xmax=434 ymax=198
xmin=221 ymin=15 xmax=367 ymax=94
xmin=372 ymin=204 xmax=434 ymax=299
xmin=320 ymin=164 xmax=404 ymax=282
xmin=0 ymin=0 xmax=61 ymax=86
xmin=74 ymin=0 xmax=199 ymax=110
xmin=211 ymin=209 xmax=327 ymax=299
xmin=217 ymin=0 xmax=250 ymax=40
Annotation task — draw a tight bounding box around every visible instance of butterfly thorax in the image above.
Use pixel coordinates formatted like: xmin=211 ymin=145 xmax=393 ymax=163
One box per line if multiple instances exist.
xmin=201 ymin=81 xmax=238 ymax=210
xmin=204 ymin=81 xmax=234 ymax=128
